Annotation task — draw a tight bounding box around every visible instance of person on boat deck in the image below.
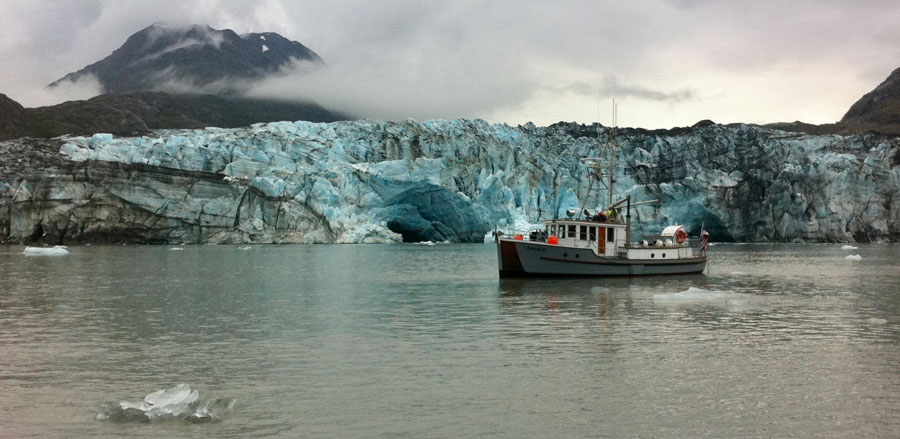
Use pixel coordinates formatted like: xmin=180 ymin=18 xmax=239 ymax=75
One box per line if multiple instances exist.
xmin=592 ymin=211 xmax=607 ymax=222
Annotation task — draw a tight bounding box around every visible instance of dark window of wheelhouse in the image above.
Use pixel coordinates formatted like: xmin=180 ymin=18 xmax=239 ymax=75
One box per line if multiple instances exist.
xmin=579 ymin=226 xmax=587 ymax=240
xmin=589 ymin=226 xmax=596 ymax=241
xmin=568 ymin=224 xmax=576 ymax=237
xmin=607 ymin=228 xmax=615 ymax=242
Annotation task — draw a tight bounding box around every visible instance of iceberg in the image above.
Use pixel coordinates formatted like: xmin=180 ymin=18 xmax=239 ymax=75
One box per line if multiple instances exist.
xmin=1 ymin=119 xmax=898 ymax=244
xmin=95 ymin=384 xmax=234 ymax=423
xmin=841 ymin=245 xmax=858 ymax=250
xmin=844 ymin=254 xmax=863 ymax=261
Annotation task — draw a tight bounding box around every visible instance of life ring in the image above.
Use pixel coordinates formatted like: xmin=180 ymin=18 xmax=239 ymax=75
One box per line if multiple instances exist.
xmin=675 ymin=229 xmax=687 ymax=244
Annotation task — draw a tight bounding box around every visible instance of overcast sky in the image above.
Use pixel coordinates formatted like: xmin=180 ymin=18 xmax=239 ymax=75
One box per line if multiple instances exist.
xmin=1 ymin=0 xmax=898 ymax=128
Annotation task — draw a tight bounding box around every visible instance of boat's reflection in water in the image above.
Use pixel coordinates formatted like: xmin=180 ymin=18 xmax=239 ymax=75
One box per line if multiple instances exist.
xmin=497 ymin=274 xmax=711 ymax=319
xmin=498 ymin=274 xmax=710 ymax=297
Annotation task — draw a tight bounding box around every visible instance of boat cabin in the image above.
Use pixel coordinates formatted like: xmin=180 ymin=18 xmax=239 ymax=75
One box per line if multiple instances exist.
xmin=510 ymin=218 xmax=697 ymax=260
xmin=541 ymin=219 xmax=628 ymax=257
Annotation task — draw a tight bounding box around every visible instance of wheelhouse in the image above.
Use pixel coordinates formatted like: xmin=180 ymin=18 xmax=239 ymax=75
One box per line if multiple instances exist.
xmin=542 ymin=219 xmax=627 ymax=257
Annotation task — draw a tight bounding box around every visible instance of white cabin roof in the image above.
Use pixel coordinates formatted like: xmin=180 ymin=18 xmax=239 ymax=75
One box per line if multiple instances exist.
xmin=660 ymin=225 xmax=685 ymax=236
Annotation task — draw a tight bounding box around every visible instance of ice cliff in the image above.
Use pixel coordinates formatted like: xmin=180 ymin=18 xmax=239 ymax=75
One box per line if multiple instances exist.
xmin=1 ymin=119 xmax=898 ymax=244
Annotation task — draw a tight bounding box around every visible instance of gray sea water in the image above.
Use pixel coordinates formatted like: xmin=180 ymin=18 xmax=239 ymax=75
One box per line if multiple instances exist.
xmin=1 ymin=243 xmax=898 ymax=438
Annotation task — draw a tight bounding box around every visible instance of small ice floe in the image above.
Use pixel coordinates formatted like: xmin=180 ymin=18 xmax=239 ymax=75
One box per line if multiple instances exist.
xmin=168 ymin=247 xmax=185 ymax=251
xmin=730 ymin=271 xmax=749 ymax=276
xmin=653 ymin=287 xmax=752 ymax=309
xmin=23 ymin=246 xmax=69 ymax=256
xmin=866 ymin=317 xmax=887 ymax=325
xmin=844 ymin=254 xmax=862 ymax=261
xmin=238 ymin=246 xmax=252 ymax=250
xmin=841 ymin=245 xmax=858 ymax=250
xmin=95 ymin=384 xmax=235 ymax=423
xmin=415 ymin=241 xmax=436 ymax=245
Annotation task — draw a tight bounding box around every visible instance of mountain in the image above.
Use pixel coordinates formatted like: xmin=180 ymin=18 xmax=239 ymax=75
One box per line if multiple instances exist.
xmin=2 ymin=119 xmax=897 ymax=245
xmin=0 ymin=92 xmax=348 ymax=141
xmin=840 ymin=67 xmax=900 ymax=135
xmin=50 ymin=23 xmax=322 ymax=94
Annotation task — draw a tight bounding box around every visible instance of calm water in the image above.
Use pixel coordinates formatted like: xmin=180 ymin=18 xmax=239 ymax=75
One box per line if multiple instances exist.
xmin=1 ymin=243 xmax=898 ymax=438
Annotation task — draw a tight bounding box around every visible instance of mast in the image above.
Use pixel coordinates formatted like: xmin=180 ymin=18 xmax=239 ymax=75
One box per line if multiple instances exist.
xmin=608 ymin=100 xmax=617 ymax=206
xmin=578 ymin=99 xmax=618 ymax=220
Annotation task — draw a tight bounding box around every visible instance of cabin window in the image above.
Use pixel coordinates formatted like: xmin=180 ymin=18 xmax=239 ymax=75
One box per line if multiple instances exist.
xmin=579 ymin=226 xmax=587 ymax=241
xmin=589 ymin=226 xmax=596 ymax=241
xmin=559 ymin=226 xmax=565 ymax=239
xmin=549 ymin=225 xmax=556 ymax=236
xmin=607 ymin=228 xmax=615 ymax=242
xmin=568 ymin=225 xmax=576 ymax=237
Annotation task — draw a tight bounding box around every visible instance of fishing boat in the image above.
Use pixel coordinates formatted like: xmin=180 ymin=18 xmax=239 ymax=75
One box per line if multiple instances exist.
xmin=495 ymin=107 xmax=709 ymax=277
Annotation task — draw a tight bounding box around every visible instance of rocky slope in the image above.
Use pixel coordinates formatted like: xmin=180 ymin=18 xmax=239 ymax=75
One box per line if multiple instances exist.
xmin=2 ymin=120 xmax=897 ymax=245
xmin=0 ymin=92 xmax=348 ymax=140
xmin=767 ymin=67 xmax=900 ymax=136
xmin=840 ymin=67 xmax=900 ymax=135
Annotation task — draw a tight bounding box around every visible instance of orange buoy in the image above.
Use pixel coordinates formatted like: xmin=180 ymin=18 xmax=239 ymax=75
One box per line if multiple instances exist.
xmin=675 ymin=229 xmax=687 ymax=244
xmin=514 ymin=234 xmax=524 ymax=240
xmin=547 ymin=235 xmax=558 ymax=245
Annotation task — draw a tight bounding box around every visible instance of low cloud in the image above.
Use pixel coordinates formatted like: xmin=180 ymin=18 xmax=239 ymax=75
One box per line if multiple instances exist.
xmin=244 ymin=55 xmax=537 ymax=122
xmin=563 ymin=77 xmax=695 ymax=103
xmin=22 ymin=74 xmax=104 ymax=107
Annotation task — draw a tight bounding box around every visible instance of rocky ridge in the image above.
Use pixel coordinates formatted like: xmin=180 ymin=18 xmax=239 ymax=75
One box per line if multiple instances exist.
xmin=0 ymin=92 xmax=348 ymax=141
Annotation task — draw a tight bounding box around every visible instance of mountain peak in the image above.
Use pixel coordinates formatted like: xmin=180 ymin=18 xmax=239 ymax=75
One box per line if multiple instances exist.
xmin=49 ymin=24 xmax=322 ymax=94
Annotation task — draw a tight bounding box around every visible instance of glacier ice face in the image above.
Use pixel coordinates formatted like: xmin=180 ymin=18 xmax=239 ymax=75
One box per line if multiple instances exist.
xmin=1 ymin=119 xmax=898 ymax=244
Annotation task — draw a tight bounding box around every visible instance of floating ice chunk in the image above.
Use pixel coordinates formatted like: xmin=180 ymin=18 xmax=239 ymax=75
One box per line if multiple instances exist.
xmin=415 ymin=241 xmax=436 ymax=245
xmin=653 ymin=287 xmax=752 ymax=309
xmin=866 ymin=317 xmax=887 ymax=325
xmin=95 ymin=384 xmax=234 ymax=423
xmin=844 ymin=254 xmax=862 ymax=261
xmin=238 ymin=246 xmax=252 ymax=250
xmin=841 ymin=245 xmax=858 ymax=250
xmin=259 ymin=35 xmax=266 ymax=40
xmin=168 ymin=247 xmax=185 ymax=251
xmin=730 ymin=271 xmax=748 ymax=276
xmin=23 ymin=246 xmax=69 ymax=256
xmin=261 ymin=44 xmax=269 ymax=52
xmin=144 ymin=383 xmax=199 ymax=407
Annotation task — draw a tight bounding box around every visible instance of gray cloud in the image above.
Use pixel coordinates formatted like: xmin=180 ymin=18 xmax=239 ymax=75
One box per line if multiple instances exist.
xmin=563 ymin=77 xmax=695 ymax=103
xmin=1 ymin=0 xmax=899 ymax=127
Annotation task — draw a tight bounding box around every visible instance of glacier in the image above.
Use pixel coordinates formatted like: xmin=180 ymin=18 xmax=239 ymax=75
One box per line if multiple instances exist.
xmin=1 ymin=119 xmax=898 ymax=244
